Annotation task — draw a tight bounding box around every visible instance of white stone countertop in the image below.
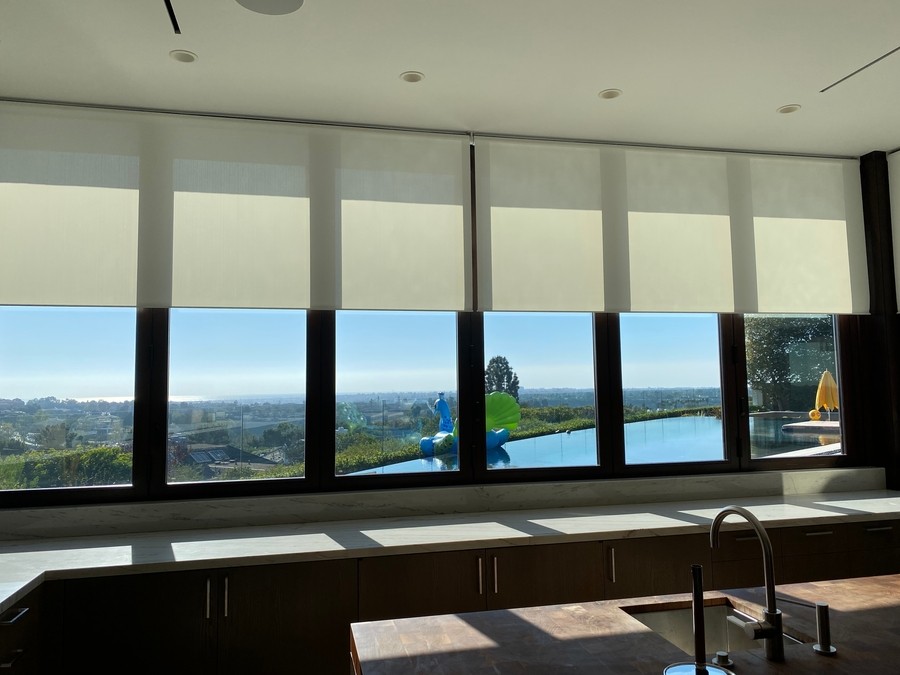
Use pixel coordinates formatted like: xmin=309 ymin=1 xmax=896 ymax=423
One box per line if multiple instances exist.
xmin=2 ymin=485 xmax=899 ymax=614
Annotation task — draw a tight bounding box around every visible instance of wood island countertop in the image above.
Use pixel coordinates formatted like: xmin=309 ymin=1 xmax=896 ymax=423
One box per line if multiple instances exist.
xmin=351 ymin=574 xmax=900 ymax=674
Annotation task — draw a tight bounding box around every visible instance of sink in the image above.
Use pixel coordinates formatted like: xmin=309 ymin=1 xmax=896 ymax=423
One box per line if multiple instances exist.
xmin=623 ymin=599 xmax=809 ymax=656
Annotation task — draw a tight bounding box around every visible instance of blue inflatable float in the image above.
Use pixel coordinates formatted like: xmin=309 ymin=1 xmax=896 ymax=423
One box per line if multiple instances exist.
xmin=420 ymin=391 xmax=520 ymax=456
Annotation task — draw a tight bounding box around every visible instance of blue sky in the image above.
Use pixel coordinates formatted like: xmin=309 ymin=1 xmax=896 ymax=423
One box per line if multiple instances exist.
xmin=0 ymin=308 xmax=721 ymax=401
xmin=0 ymin=306 xmax=137 ymax=401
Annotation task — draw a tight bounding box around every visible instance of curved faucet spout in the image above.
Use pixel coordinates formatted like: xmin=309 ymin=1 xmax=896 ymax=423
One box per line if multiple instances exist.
xmin=710 ymin=505 xmax=776 ymax=611
xmin=710 ymin=504 xmax=783 ymax=662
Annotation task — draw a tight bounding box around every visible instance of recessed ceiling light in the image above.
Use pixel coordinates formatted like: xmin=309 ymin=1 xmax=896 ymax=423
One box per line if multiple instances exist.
xmin=598 ymin=89 xmax=623 ymax=100
xmin=169 ymin=49 xmax=198 ymax=63
xmin=236 ymin=0 xmax=304 ymax=14
xmin=400 ymin=71 xmax=425 ymax=83
xmin=777 ymin=104 xmax=801 ymax=114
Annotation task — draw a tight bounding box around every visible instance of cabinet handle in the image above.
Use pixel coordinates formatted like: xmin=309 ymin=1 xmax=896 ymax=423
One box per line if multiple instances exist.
xmin=477 ymin=556 xmax=484 ymax=595
xmin=205 ymin=578 xmax=211 ymax=619
xmin=865 ymin=526 xmax=893 ymax=533
xmin=805 ymin=531 xmax=834 ymax=537
xmin=224 ymin=576 xmax=229 ymax=618
xmin=0 ymin=607 xmax=28 ymax=625
xmin=609 ymin=547 xmax=616 ymax=583
xmin=493 ymin=556 xmax=499 ymax=595
xmin=735 ymin=535 xmax=758 ymax=542
xmin=1 ymin=648 xmax=25 ymax=669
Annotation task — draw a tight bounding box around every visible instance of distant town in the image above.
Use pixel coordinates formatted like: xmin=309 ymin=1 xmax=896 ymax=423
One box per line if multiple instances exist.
xmin=1 ymin=386 xmax=723 ymax=451
xmin=0 ymin=386 xmax=723 ymax=487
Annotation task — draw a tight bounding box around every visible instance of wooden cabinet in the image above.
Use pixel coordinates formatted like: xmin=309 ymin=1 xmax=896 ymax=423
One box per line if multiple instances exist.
xmin=711 ymin=527 xmax=783 ymax=590
xmin=358 ymin=542 xmax=603 ymax=621
xmin=0 ymin=586 xmax=42 ymax=675
xmin=58 ymin=569 xmax=215 ymax=675
xmin=218 ymin=559 xmax=358 ymax=675
xmin=488 ymin=542 xmax=604 ymax=610
xmin=781 ymin=520 xmax=900 ymax=583
xmin=851 ymin=520 xmax=900 ymax=577
xmin=358 ymin=549 xmax=484 ymax=621
xmin=28 ymin=515 xmax=900 ymax=674
xmin=56 ymin=560 xmax=357 ymax=675
xmin=781 ymin=522 xmax=858 ymax=583
xmin=602 ymin=534 xmax=712 ymax=599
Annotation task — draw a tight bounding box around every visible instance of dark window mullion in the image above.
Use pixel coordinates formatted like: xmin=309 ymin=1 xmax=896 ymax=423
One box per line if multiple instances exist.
xmin=461 ymin=311 xmax=486 ymax=482
xmin=595 ymin=313 xmax=623 ymax=474
xmin=307 ymin=309 xmax=334 ymax=492
xmin=136 ymin=307 xmax=169 ymax=499
xmin=718 ymin=313 xmax=746 ymax=471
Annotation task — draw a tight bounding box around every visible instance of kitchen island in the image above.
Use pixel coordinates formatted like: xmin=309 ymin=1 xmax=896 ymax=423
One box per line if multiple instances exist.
xmin=351 ymin=573 xmax=900 ymax=674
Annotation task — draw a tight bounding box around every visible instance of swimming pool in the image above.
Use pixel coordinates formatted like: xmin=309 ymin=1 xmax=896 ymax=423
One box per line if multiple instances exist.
xmin=350 ymin=415 xmax=840 ymax=475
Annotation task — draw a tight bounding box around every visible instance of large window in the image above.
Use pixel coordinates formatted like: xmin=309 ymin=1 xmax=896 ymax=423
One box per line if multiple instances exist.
xmin=1 ymin=101 xmax=873 ymax=506
xmin=744 ymin=314 xmax=842 ymax=460
xmin=0 ymin=307 xmax=136 ymax=490
xmin=483 ymin=312 xmax=597 ymax=469
xmin=167 ymin=309 xmax=307 ymax=484
xmin=620 ymin=313 xmax=724 ymax=465
xmin=335 ymin=311 xmax=458 ymax=476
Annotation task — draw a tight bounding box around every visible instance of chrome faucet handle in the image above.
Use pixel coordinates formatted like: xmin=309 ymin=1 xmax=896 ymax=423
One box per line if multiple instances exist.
xmin=813 ymin=602 xmax=837 ymax=655
xmin=725 ymin=611 xmax=780 ymax=640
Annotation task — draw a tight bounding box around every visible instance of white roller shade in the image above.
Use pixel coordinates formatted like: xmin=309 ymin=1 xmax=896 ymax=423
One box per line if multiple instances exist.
xmin=475 ymin=139 xmax=604 ymax=311
xmin=172 ymin=159 xmax=310 ymax=309
xmin=748 ymin=156 xmax=867 ymax=314
xmin=0 ymin=105 xmax=140 ymax=306
xmin=474 ymin=135 xmax=867 ymax=314
xmin=625 ymin=149 xmax=734 ymax=312
xmin=1 ymin=102 xmax=866 ymax=314
xmin=167 ymin=122 xmax=469 ymax=310
xmin=164 ymin=114 xmax=311 ymax=309
xmin=0 ymin=102 xmax=470 ymax=311
xmin=336 ymin=129 xmax=470 ymax=310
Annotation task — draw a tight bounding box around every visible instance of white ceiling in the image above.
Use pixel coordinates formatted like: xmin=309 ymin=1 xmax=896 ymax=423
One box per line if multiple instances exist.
xmin=2 ymin=0 xmax=900 ymax=157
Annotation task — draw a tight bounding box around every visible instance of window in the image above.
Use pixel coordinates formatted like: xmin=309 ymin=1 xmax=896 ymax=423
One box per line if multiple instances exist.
xmin=0 ymin=307 xmax=136 ymax=490
xmin=620 ymin=313 xmax=724 ymax=465
xmin=335 ymin=311 xmax=458 ymax=475
xmin=483 ymin=312 xmax=597 ymax=469
xmin=167 ymin=309 xmax=307 ymax=483
xmin=744 ymin=314 xmax=842 ymax=460
xmin=0 ymin=101 xmax=869 ymax=506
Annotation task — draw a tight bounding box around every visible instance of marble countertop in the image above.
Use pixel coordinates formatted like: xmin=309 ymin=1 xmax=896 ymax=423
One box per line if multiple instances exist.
xmin=2 ymin=487 xmax=899 ymax=614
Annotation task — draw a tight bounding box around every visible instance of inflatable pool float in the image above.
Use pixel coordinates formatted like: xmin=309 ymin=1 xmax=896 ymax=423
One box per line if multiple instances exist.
xmin=420 ymin=391 xmax=520 ymax=456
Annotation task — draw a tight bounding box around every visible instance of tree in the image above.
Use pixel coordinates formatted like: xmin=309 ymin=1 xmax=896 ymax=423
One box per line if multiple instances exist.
xmin=38 ymin=422 xmax=74 ymax=450
xmin=745 ymin=315 xmax=835 ymax=410
xmin=262 ymin=422 xmax=305 ymax=463
xmin=485 ymin=355 xmax=521 ymax=402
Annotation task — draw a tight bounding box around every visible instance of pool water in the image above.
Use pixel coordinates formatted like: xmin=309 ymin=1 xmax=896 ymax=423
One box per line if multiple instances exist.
xmin=351 ymin=415 xmax=840 ymax=475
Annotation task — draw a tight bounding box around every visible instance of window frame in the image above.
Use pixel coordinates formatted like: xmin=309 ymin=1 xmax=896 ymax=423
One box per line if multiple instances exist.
xmin=0 ymin=306 xmax=866 ymax=508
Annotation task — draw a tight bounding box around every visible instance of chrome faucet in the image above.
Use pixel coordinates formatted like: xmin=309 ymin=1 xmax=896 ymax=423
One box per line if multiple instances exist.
xmin=709 ymin=505 xmax=784 ymax=662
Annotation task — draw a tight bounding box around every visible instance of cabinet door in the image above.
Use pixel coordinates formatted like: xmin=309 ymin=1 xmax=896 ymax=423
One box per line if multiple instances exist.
xmin=603 ymin=535 xmax=712 ymax=599
xmin=0 ymin=586 xmax=42 ymax=675
xmin=486 ymin=542 xmax=604 ymax=610
xmin=780 ymin=522 xmax=858 ymax=583
xmin=710 ymin=527 xmax=783 ymax=590
xmin=218 ymin=559 xmax=357 ymax=675
xmin=358 ymin=550 xmax=486 ymax=620
xmin=852 ymin=521 xmax=900 ymax=577
xmin=61 ymin=570 xmax=215 ymax=675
